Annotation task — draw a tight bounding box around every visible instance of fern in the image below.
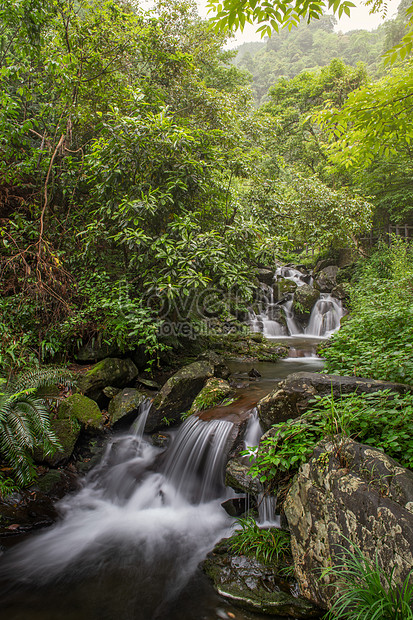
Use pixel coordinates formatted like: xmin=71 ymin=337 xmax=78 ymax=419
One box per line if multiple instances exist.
xmin=0 ymin=367 xmax=73 ymax=485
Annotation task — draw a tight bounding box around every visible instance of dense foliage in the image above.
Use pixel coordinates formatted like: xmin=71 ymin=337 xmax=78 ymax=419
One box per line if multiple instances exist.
xmin=250 ymin=389 xmax=413 ymax=486
xmin=229 ymin=515 xmax=292 ymax=564
xmin=325 ymin=544 xmax=413 ymax=620
xmin=322 ymin=242 xmax=413 ymax=383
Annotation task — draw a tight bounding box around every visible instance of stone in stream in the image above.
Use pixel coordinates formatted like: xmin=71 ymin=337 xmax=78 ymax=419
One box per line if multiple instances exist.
xmin=108 ymin=388 xmax=147 ymax=426
xmin=186 ymin=377 xmax=233 ymax=417
xmin=77 ymin=357 xmax=139 ymax=401
xmin=202 ymin=538 xmax=322 ymax=617
xmin=273 ymin=277 xmax=297 ymax=302
xmin=292 ymin=285 xmax=320 ymax=321
xmin=313 ymin=265 xmax=339 ymax=293
xmin=144 ymin=360 xmax=214 ymax=432
xmin=257 ymin=371 xmax=411 ymax=431
xmin=225 ymin=456 xmax=262 ymax=495
xmin=255 ymin=268 xmax=275 ymax=286
xmin=284 ymin=437 xmax=413 ymax=610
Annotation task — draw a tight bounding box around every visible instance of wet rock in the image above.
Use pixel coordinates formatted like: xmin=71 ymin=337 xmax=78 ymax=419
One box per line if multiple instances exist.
xmin=198 ymin=350 xmax=231 ymax=380
xmin=312 ymin=258 xmax=338 ymax=275
xmin=77 ymin=357 xmax=138 ymax=401
xmin=57 ymin=394 xmax=104 ymax=431
xmin=202 ymin=539 xmax=322 ymax=617
xmin=151 ymin=433 xmax=170 ymax=448
xmin=248 ymin=368 xmax=261 ymax=379
xmin=284 ymin=438 xmax=413 ymax=609
xmin=273 ymin=278 xmax=297 ymax=302
xmin=314 ymin=266 xmax=339 ymax=293
xmin=256 ymin=268 xmax=274 ymax=286
xmin=257 ymin=372 xmax=410 ymax=431
xmin=331 ymin=283 xmax=350 ymax=301
xmin=136 ymin=377 xmax=160 ymax=390
xmin=0 ymin=470 xmax=78 ymax=540
xmin=108 ymin=388 xmax=147 ymax=426
xmin=103 ymin=386 xmax=121 ymax=399
xmin=145 ymin=361 xmax=214 ymax=432
xmin=221 ymin=498 xmax=249 ymax=517
xmin=226 ymin=457 xmax=262 ymax=495
xmin=292 ymin=285 xmax=320 ymax=320
xmin=187 ymin=378 xmax=233 ymax=416
xmin=266 ymin=306 xmax=287 ymax=326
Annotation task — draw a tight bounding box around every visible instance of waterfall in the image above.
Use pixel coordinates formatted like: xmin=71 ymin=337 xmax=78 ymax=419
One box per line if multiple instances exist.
xmin=0 ymin=412 xmax=235 ymax=619
xmin=163 ymin=416 xmax=234 ymax=503
xmin=251 ymin=266 xmax=344 ymax=339
xmin=306 ymin=294 xmax=344 ymax=337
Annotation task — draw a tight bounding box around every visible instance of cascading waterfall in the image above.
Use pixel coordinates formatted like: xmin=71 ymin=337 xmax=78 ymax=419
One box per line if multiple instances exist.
xmin=250 ymin=265 xmax=344 ymax=339
xmin=0 ymin=408 xmax=236 ymax=620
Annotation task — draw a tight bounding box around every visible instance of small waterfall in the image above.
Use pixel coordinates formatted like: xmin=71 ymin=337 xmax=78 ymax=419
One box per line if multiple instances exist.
xmin=282 ymin=298 xmax=303 ymax=335
xmin=257 ymin=492 xmax=280 ymax=526
xmin=0 ymin=413 xmax=235 ymax=618
xmin=306 ymin=294 xmax=344 ymax=337
xmin=131 ymin=398 xmax=152 ymax=436
xmin=275 ymin=265 xmax=311 ymax=287
xmin=243 ymin=408 xmax=262 ymax=449
xmin=163 ymin=416 xmax=234 ymax=503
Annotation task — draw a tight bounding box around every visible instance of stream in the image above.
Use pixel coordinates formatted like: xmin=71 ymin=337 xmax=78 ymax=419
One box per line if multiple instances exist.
xmin=0 ymin=269 xmax=342 ymax=620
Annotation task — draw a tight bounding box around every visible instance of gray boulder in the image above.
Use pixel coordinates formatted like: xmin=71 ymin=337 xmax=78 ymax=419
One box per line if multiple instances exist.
xmin=77 ymin=358 xmax=139 ymax=401
xmin=108 ymin=388 xmax=147 ymax=426
xmin=75 ymin=340 xmax=119 ymax=363
xmin=144 ymin=360 xmax=213 ymax=432
xmin=225 ymin=456 xmax=262 ymax=494
xmin=292 ymin=285 xmax=320 ymax=320
xmin=202 ymin=538 xmax=322 ymax=617
xmin=257 ymin=372 xmax=410 ymax=431
xmin=256 ymin=268 xmax=275 ymax=285
xmin=314 ymin=266 xmax=339 ymax=292
xmin=284 ymin=438 xmax=413 ymax=609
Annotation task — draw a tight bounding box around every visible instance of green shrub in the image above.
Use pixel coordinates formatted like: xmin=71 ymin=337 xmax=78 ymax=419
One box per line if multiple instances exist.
xmin=249 ymin=390 xmax=413 ymax=485
xmin=229 ymin=515 xmax=291 ymax=565
xmin=321 ymin=241 xmax=413 ymax=384
xmin=324 ymin=543 xmax=413 ymax=620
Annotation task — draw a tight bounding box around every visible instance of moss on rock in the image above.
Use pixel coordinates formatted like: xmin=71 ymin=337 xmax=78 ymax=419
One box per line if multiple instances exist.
xmin=58 ymin=394 xmax=103 ymax=430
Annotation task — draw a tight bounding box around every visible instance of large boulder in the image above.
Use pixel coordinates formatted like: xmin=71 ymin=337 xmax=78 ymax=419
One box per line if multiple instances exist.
xmin=256 ymin=268 xmax=274 ymax=286
xmin=77 ymin=358 xmax=138 ymax=401
xmin=284 ymin=438 xmax=413 ymax=609
xmin=273 ymin=278 xmax=297 ymax=302
xmin=202 ymin=538 xmax=322 ymax=617
xmin=314 ymin=266 xmax=339 ymax=293
xmin=292 ymin=285 xmax=320 ymax=320
xmin=144 ymin=360 xmax=213 ymax=432
xmin=186 ymin=378 xmax=232 ymax=417
xmin=257 ymin=372 xmax=410 ymax=431
xmin=108 ymin=388 xmax=147 ymax=426
xmin=57 ymin=394 xmax=104 ymax=431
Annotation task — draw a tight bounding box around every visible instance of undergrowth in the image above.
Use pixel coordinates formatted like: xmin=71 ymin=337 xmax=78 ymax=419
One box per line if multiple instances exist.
xmin=229 ymin=515 xmax=291 ymax=565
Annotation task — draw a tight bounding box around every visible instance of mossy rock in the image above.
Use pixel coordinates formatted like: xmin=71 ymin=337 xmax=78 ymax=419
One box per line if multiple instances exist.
xmin=292 ymin=285 xmax=320 ymax=319
xmin=77 ymin=357 xmax=138 ymax=400
xmin=108 ymin=388 xmax=147 ymax=426
xmin=39 ymin=418 xmax=81 ymax=466
xmin=186 ymin=378 xmax=233 ymax=417
xmin=202 ymin=539 xmax=322 ymax=617
xmin=273 ymin=278 xmax=297 ymax=302
xmin=57 ymin=394 xmax=103 ymax=431
xmin=145 ymin=360 xmax=214 ymax=432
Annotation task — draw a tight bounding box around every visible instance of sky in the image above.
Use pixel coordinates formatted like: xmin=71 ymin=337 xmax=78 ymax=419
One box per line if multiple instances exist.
xmin=196 ymin=0 xmax=401 ymax=47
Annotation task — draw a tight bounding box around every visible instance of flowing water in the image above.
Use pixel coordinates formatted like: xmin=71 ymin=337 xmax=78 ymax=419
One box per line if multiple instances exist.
xmin=0 ymin=265 xmax=331 ymax=620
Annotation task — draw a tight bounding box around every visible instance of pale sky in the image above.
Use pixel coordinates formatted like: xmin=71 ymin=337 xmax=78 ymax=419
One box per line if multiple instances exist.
xmin=197 ymin=0 xmax=400 ymax=47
